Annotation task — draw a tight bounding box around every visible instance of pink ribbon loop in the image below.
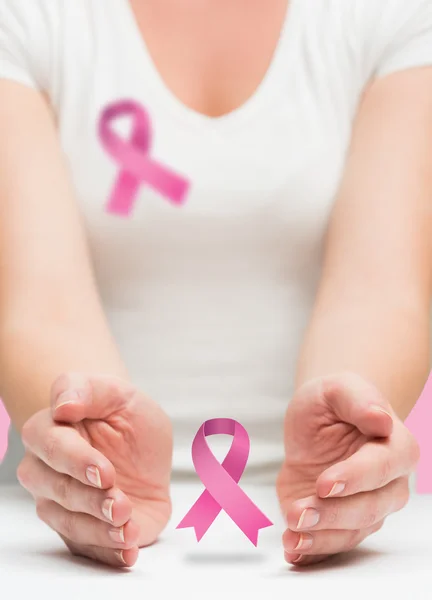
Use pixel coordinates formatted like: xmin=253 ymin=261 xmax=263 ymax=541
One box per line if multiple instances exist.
xmin=98 ymin=99 xmax=190 ymax=216
xmin=177 ymin=418 xmax=273 ymax=546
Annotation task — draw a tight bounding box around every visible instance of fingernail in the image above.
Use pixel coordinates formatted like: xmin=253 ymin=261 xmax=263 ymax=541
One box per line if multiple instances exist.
xmin=86 ymin=466 xmax=102 ymax=488
xmin=109 ymin=527 xmax=125 ymax=544
xmin=115 ymin=550 xmax=126 ymax=565
xmin=371 ymin=406 xmax=393 ymax=420
xmin=324 ymin=481 xmax=346 ymax=498
xmin=284 ymin=551 xmax=304 ymax=564
xmin=294 ymin=533 xmax=313 ymax=551
xmin=297 ymin=508 xmax=320 ymax=530
xmin=102 ymin=498 xmax=114 ymax=522
xmin=55 ymin=390 xmax=81 ymax=409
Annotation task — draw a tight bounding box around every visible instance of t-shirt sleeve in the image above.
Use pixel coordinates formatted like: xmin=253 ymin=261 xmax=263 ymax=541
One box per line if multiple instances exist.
xmin=0 ymin=0 xmax=51 ymax=90
xmin=373 ymin=0 xmax=432 ymax=79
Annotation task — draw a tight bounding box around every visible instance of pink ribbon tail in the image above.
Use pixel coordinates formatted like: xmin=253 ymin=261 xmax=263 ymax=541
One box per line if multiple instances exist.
xmin=177 ymin=489 xmax=272 ymax=546
xmin=177 ymin=490 xmax=222 ymax=542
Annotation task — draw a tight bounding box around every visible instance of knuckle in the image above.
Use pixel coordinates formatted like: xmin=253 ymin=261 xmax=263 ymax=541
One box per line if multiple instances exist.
xmin=62 ymin=511 xmax=77 ymax=539
xmin=323 ymin=372 xmax=361 ymax=398
xmin=21 ymin=419 xmax=35 ymax=447
xmin=66 ymin=457 xmax=80 ymax=480
xmin=347 ymin=529 xmax=362 ymax=551
xmin=377 ymin=457 xmax=392 ymax=488
xmin=17 ymin=464 xmax=36 ymax=492
xmin=322 ymin=376 xmax=346 ymax=401
xmin=35 ymin=499 xmax=50 ymax=523
xmin=16 ymin=459 xmax=31 ymax=488
xmin=371 ymin=520 xmax=385 ymax=534
xmin=362 ymin=505 xmax=378 ymax=528
xmin=51 ymin=372 xmax=74 ymax=396
xmin=325 ymin=501 xmax=340 ymax=526
xmin=88 ymin=491 xmax=103 ymax=516
xmin=51 ymin=372 xmax=88 ymax=405
xmin=395 ymin=479 xmax=410 ymax=511
xmin=104 ymin=376 xmax=136 ymax=407
xmin=327 ymin=509 xmax=339 ymax=525
xmin=55 ymin=475 xmax=72 ymax=505
xmin=105 ymin=377 xmax=131 ymax=404
xmin=105 ymin=380 xmax=121 ymax=400
xmin=42 ymin=431 xmax=61 ymax=463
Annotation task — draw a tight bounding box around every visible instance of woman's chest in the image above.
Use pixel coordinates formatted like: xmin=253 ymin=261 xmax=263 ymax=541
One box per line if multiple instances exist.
xmin=53 ymin=0 xmax=363 ymax=287
xmin=61 ymin=100 xmax=348 ymax=296
xmin=126 ymin=0 xmax=290 ymax=119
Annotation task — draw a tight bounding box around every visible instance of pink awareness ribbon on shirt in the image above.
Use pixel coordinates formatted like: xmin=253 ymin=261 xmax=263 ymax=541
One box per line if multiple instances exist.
xmin=177 ymin=418 xmax=273 ymax=545
xmin=98 ymin=100 xmax=190 ymax=216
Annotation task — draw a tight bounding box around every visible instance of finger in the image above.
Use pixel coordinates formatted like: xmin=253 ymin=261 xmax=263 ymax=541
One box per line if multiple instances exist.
xmin=283 ymin=519 xmax=384 ymax=557
xmin=316 ymin=435 xmax=418 ymax=498
xmin=284 ymin=552 xmax=330 ymax=567
xmin=133 ymin=497 xmax=173 ymax=547
xmin=286 ymin=478 xmax=409 ymax=531
xmin=50 ymin=372 xmax=136 ymax=423
xmin=284 ymin=521 xmax=384 ymax=567
xmin=321 ymin=372 xmax=394 ymax=438
xmin=36 ymin=499 xmax=140 ymax=549
xmin=62 ymin=536 xmax=139 ymax=568
xmin=18 ymin=455 xmax=132 ymax=526
xmin=21 ymin=413 xmax=115 ymax=489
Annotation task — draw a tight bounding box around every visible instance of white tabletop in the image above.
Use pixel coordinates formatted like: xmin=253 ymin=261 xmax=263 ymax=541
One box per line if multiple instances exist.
xmin=0 ymin=483 xmax=430 ymax=599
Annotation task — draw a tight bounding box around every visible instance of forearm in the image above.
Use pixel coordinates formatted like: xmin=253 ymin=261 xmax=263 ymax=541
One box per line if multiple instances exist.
xmin=295 ymin=289 xmax=431 ymax=421
xmin=0 ymin=83 xmax=130 ymax=432
xmin=0 ymin=317 xmax=129 ymax=432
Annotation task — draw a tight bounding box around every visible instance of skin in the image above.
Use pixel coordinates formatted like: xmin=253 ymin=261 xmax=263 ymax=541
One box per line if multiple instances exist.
xmin=0 ymin=0 xmax=431 ymax=568
xmin=278 ymin=65 xmax=432 ymax=565
xmin=18 ymin=374 xmax=172 ymax=566
xmin=278 ymin=374 xmax=420 ymax=565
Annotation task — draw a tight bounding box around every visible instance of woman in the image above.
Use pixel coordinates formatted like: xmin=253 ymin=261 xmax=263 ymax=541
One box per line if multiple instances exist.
xmin=0 ymin=0 xmax=431 ymax=568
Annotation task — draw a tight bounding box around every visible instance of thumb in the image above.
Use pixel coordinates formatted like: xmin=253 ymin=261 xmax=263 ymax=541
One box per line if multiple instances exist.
xmin=321 ymin=372 xmax=394 ymax=438
xmin=50 ymin=372 xmax=132 ymax=423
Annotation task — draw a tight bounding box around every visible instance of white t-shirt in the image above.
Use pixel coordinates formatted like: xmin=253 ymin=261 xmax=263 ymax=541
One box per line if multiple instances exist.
xmin=1 ymin=0 xmax=432 ymax=483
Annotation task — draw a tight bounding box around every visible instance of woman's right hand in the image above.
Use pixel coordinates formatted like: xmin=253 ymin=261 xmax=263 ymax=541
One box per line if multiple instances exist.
xmin=17 ymin=373 xmax=173 ymax=568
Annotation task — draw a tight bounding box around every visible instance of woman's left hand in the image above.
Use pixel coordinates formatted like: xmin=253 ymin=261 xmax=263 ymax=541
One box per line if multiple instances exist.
xmin=276 ymin=372 xmax=420 ymax=566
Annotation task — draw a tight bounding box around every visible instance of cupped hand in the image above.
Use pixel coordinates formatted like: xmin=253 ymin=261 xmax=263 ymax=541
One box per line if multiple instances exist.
xmin=277 ymin=372 xmax=420 ymax=566
xmin=17 ymin=372 xmax=173 ymax=568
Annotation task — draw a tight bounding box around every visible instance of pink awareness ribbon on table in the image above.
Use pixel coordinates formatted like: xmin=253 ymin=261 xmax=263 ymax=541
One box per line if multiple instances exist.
xmin=177 ymin=418 xmax=273 ymax=545
xmin=98 ymin=99 xmax=190 ymax=216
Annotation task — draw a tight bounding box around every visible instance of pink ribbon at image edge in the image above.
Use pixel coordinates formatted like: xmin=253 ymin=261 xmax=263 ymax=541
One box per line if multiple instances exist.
xmin=405 ymin=370 xmax=432 ymax=494
xmin=0 ymin=400 xmax=10 ymax=463
xmin=98 ymin=99 xmax=190 ymax=217
xmin=177 ymin=418 xmax=273 ymax=546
